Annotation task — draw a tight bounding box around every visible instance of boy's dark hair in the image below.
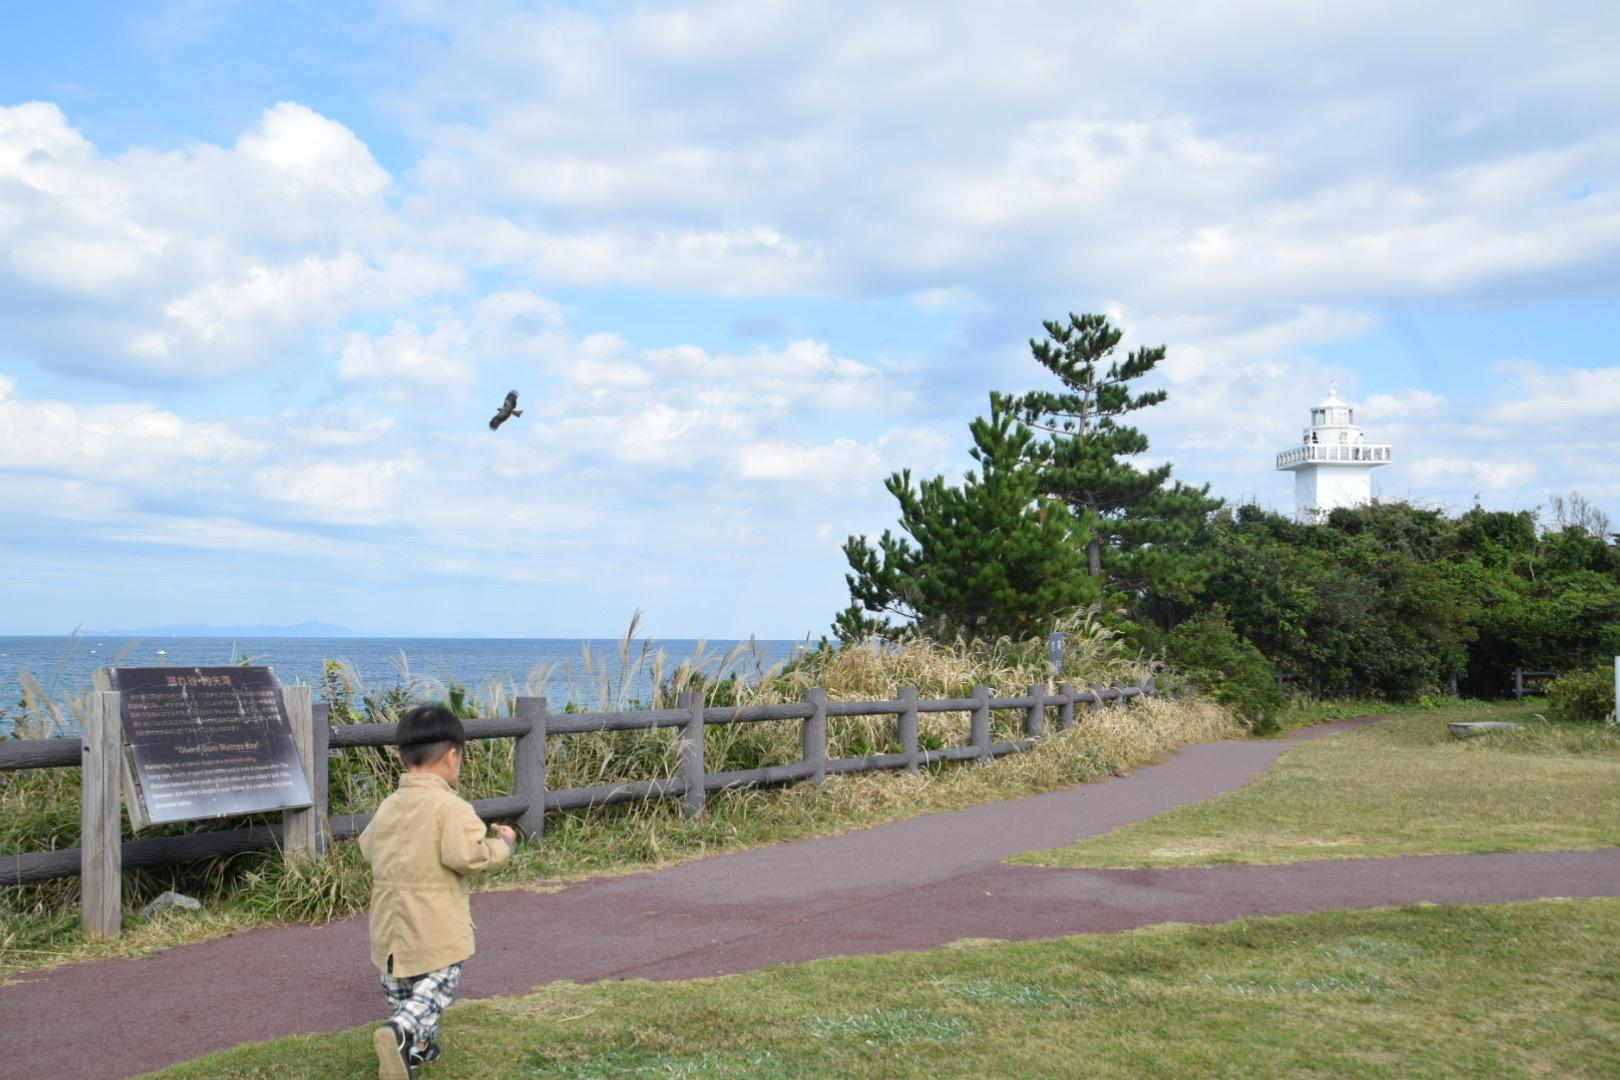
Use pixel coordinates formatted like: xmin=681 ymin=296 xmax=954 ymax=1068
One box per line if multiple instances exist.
xmin=396 ymin=704 xmax=466 ymax=768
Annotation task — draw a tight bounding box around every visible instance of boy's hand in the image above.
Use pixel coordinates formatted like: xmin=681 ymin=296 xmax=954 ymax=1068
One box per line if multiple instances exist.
xmin=493 ymin=824 xmax=518 ymax=852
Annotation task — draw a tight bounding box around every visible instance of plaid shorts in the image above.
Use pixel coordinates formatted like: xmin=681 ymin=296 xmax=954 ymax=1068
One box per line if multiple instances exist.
xmin=381 ymin=959 xmax=463 ymax=1044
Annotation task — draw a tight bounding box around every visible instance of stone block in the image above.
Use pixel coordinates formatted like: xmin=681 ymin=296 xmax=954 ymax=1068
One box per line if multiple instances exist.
xmin=140 ymin=891 xmax=201 ymax=919
xmin=1448 ymin=721 xmax=1521 ymax=739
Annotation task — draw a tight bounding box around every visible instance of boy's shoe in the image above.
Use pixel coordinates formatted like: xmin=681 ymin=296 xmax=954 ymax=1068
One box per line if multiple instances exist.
xmin=373 ymin=1020 xmax=415 ymax=1080
xmin=410 ymin=1040 xmax=441 ymax=1067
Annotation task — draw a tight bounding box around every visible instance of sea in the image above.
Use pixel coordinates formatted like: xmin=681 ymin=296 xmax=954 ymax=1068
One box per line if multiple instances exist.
xmin=0 ymin=635 xmax=813 ymax=738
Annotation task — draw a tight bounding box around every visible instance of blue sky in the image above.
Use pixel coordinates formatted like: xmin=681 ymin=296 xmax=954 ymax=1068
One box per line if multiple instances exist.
xmin=2 ymin=1 xmax=1618 ymax=638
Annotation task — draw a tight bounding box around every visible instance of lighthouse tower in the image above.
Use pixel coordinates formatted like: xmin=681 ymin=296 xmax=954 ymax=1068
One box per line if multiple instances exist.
xmin=1275 ymin=386 xmax=1391 ymax=523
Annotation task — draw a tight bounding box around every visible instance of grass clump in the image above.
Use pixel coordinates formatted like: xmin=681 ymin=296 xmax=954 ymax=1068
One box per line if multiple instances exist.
xmin=1016 ymin=701 xmax=1620 ymax=870
xmin=936 ymin=979 xmax=1093 ymax=1009
xmin=527 ymin=1048 xmax=790 ymax=1079
xmin=805 ymin=1007 xmax=972 ymax=1044
xmin=149 ymin=899 xmax=1620 ymax=1079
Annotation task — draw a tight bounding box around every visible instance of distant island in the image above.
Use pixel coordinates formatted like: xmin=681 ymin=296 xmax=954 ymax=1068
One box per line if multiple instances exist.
xmin=85 ymin=621 xmax=378 ymax=638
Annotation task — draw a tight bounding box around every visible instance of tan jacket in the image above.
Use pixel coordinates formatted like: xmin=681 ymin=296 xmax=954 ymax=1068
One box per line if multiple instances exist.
xmin=358 ymin=773 xmax=512 ymax=977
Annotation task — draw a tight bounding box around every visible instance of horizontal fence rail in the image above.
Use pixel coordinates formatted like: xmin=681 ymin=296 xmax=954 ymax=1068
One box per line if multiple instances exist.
xmin=1 ymin=678 xmax=1177 ymax=934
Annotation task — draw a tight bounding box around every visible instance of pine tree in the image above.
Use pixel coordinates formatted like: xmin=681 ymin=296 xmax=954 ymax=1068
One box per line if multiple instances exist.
xmin=834 ymin=395 xmax=1098 ymax=642
xmin=1004 ymin=313 xmax=1221 ymax=604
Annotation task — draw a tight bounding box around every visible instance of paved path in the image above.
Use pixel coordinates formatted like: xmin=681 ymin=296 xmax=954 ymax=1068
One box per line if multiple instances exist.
xmin=7 ymin=718 xmax=1619 ymax=1078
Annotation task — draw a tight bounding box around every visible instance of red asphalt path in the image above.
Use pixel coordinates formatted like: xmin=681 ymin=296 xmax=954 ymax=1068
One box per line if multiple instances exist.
xmin=6 ymin=717 xmax=1618 ymax=1078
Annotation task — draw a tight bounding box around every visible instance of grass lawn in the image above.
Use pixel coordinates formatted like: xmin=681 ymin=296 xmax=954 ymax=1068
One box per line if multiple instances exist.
xmin=1015 ymin=701 xmax=1620 ymax=870
xmin=150 ymin=898 xmax=1620 ymax=1079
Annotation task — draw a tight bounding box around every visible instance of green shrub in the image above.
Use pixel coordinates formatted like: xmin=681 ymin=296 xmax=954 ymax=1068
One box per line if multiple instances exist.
xmin=1167 ymin=607 xmax=1285 ymax=734
xmin=1547 ymin=667 xmax=1617 ymax=724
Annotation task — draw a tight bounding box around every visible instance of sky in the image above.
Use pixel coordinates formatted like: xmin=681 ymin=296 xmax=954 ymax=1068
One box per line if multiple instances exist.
xmin=1 ymin=1 xmax=1617 ymax=639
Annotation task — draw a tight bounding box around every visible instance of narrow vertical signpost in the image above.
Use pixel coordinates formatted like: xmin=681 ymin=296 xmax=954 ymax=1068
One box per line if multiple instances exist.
xmin=1047 ymin=632 xmax=1066 ymax=673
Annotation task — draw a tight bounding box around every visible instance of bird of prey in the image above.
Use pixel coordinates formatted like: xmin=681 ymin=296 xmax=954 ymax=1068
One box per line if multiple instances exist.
xmin=489 ymin=391 xmax=522 ymax=431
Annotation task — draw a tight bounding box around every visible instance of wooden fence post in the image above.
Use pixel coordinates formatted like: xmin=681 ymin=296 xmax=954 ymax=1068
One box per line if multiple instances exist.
xmin=971 ymin=685 xmax=991 ymax=761
xmin=513 ymin=697 xmax=548 ymax=839
xmin=803 ymin=688 xmax=828 ymax=787
xmin=311 ymin=702 xmax=331 ymax=855
xmin=898 ymin=685 xmax=919 ymax=773
xmin=1057 ymin=682 xmax=1076 ymax=731
xmin=282 ymin=686 xmax=319 ymax=863
xmin=80 ymin=690 xmax=122 ymax=940
xmin=1110 ymin=681 xmax=1127 ymax=710
xmin=678 ymin=691 xmax=706 ymax=818
xmin=1024 ymin=682 xmax=1046 ymax=738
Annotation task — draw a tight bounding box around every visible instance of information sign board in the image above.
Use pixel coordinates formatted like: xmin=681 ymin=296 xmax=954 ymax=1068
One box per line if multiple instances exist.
xmin=107 ymin=666 xmax=313 ymax=826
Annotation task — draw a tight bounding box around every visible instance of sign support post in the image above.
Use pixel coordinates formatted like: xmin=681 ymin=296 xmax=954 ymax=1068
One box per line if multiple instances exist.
xmin=281 ymin=686 xmax=320 ymax=862
xmin=80 ymin=691 xmax=123 ymax=939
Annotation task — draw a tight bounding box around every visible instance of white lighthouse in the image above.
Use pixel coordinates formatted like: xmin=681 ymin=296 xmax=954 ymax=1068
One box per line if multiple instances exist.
xmin=1275 ymin=386 xmax=1391 ymax=523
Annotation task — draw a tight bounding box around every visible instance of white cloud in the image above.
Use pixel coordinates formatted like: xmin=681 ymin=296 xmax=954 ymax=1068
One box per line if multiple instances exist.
xmin=472 ymin=291 xmax=570 ymax=361
xmin=105 ymin=516 xmax=350 ymax=557
xmin=253 ymin=457 xmax=420 ymax=521
xmin=1363 ymin=389 xmax=1446 ymax=419
xmin=0 ymin=101 xmax=448 ymax=381
xmin=522 ymin=335 xmax=915 ymax=476
xmin=1407 ymin=456 xmax=1539 ymax=493
xmin=736 ymin=428 xmax=953 ymax=489
xmin=339 ymin=318 xmax=473 ymax=395
xmin=384 ymin=2 xmax=1620 ymax=309
xmin=1483 ymin=359 xmax=1620 ymax=426
xmin=0 ymin=385 xmax=267 ymax=486
xmin=235 ymin=102 xmax=392 ymax=201
xmin=1158 ymin=306 xmax=1379 ymax=384
xmin=908 ymin=286 xmax=986 ymax=316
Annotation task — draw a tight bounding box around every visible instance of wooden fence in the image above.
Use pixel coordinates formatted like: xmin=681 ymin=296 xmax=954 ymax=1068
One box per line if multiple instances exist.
xmin=1512 ymin=668 xmax=1560 ymax=700
xmin=0 ymin=678 xmax=1167 ymax=937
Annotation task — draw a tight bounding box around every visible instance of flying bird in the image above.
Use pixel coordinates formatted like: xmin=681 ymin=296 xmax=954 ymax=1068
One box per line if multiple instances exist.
xmin=489 ymin=391 xmax=522 ymax=431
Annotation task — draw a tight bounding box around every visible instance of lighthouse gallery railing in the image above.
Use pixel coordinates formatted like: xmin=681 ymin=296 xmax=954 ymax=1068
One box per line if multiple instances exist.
xmin=1276 ymin=444 xmax=1393 ymax=468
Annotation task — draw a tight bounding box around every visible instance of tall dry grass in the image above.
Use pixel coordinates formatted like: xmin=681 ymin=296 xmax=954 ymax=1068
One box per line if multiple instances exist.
xmin=311 ymin=609 xmax=1163 ymax=811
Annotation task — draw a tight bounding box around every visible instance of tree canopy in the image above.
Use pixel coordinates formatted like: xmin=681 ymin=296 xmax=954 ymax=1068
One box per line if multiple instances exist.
xmin=835 ymin=395 xmax=1098 ymax=642
xmin=1003 ymin=313 xmax=1221 ymax=600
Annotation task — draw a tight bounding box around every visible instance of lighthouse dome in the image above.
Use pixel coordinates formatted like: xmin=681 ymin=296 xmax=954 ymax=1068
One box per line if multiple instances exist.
xmin=1310 ymin=384 xmax=1354 ymax=429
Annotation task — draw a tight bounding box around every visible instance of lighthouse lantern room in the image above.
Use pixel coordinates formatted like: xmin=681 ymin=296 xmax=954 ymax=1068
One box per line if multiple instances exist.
xmin=1275 ymin=386 xmax=1391 ymax=523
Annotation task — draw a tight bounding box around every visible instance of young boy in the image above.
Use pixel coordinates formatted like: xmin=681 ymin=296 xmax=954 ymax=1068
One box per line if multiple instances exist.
xmin=359 ymin=704 xmax=517 ymax=1079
